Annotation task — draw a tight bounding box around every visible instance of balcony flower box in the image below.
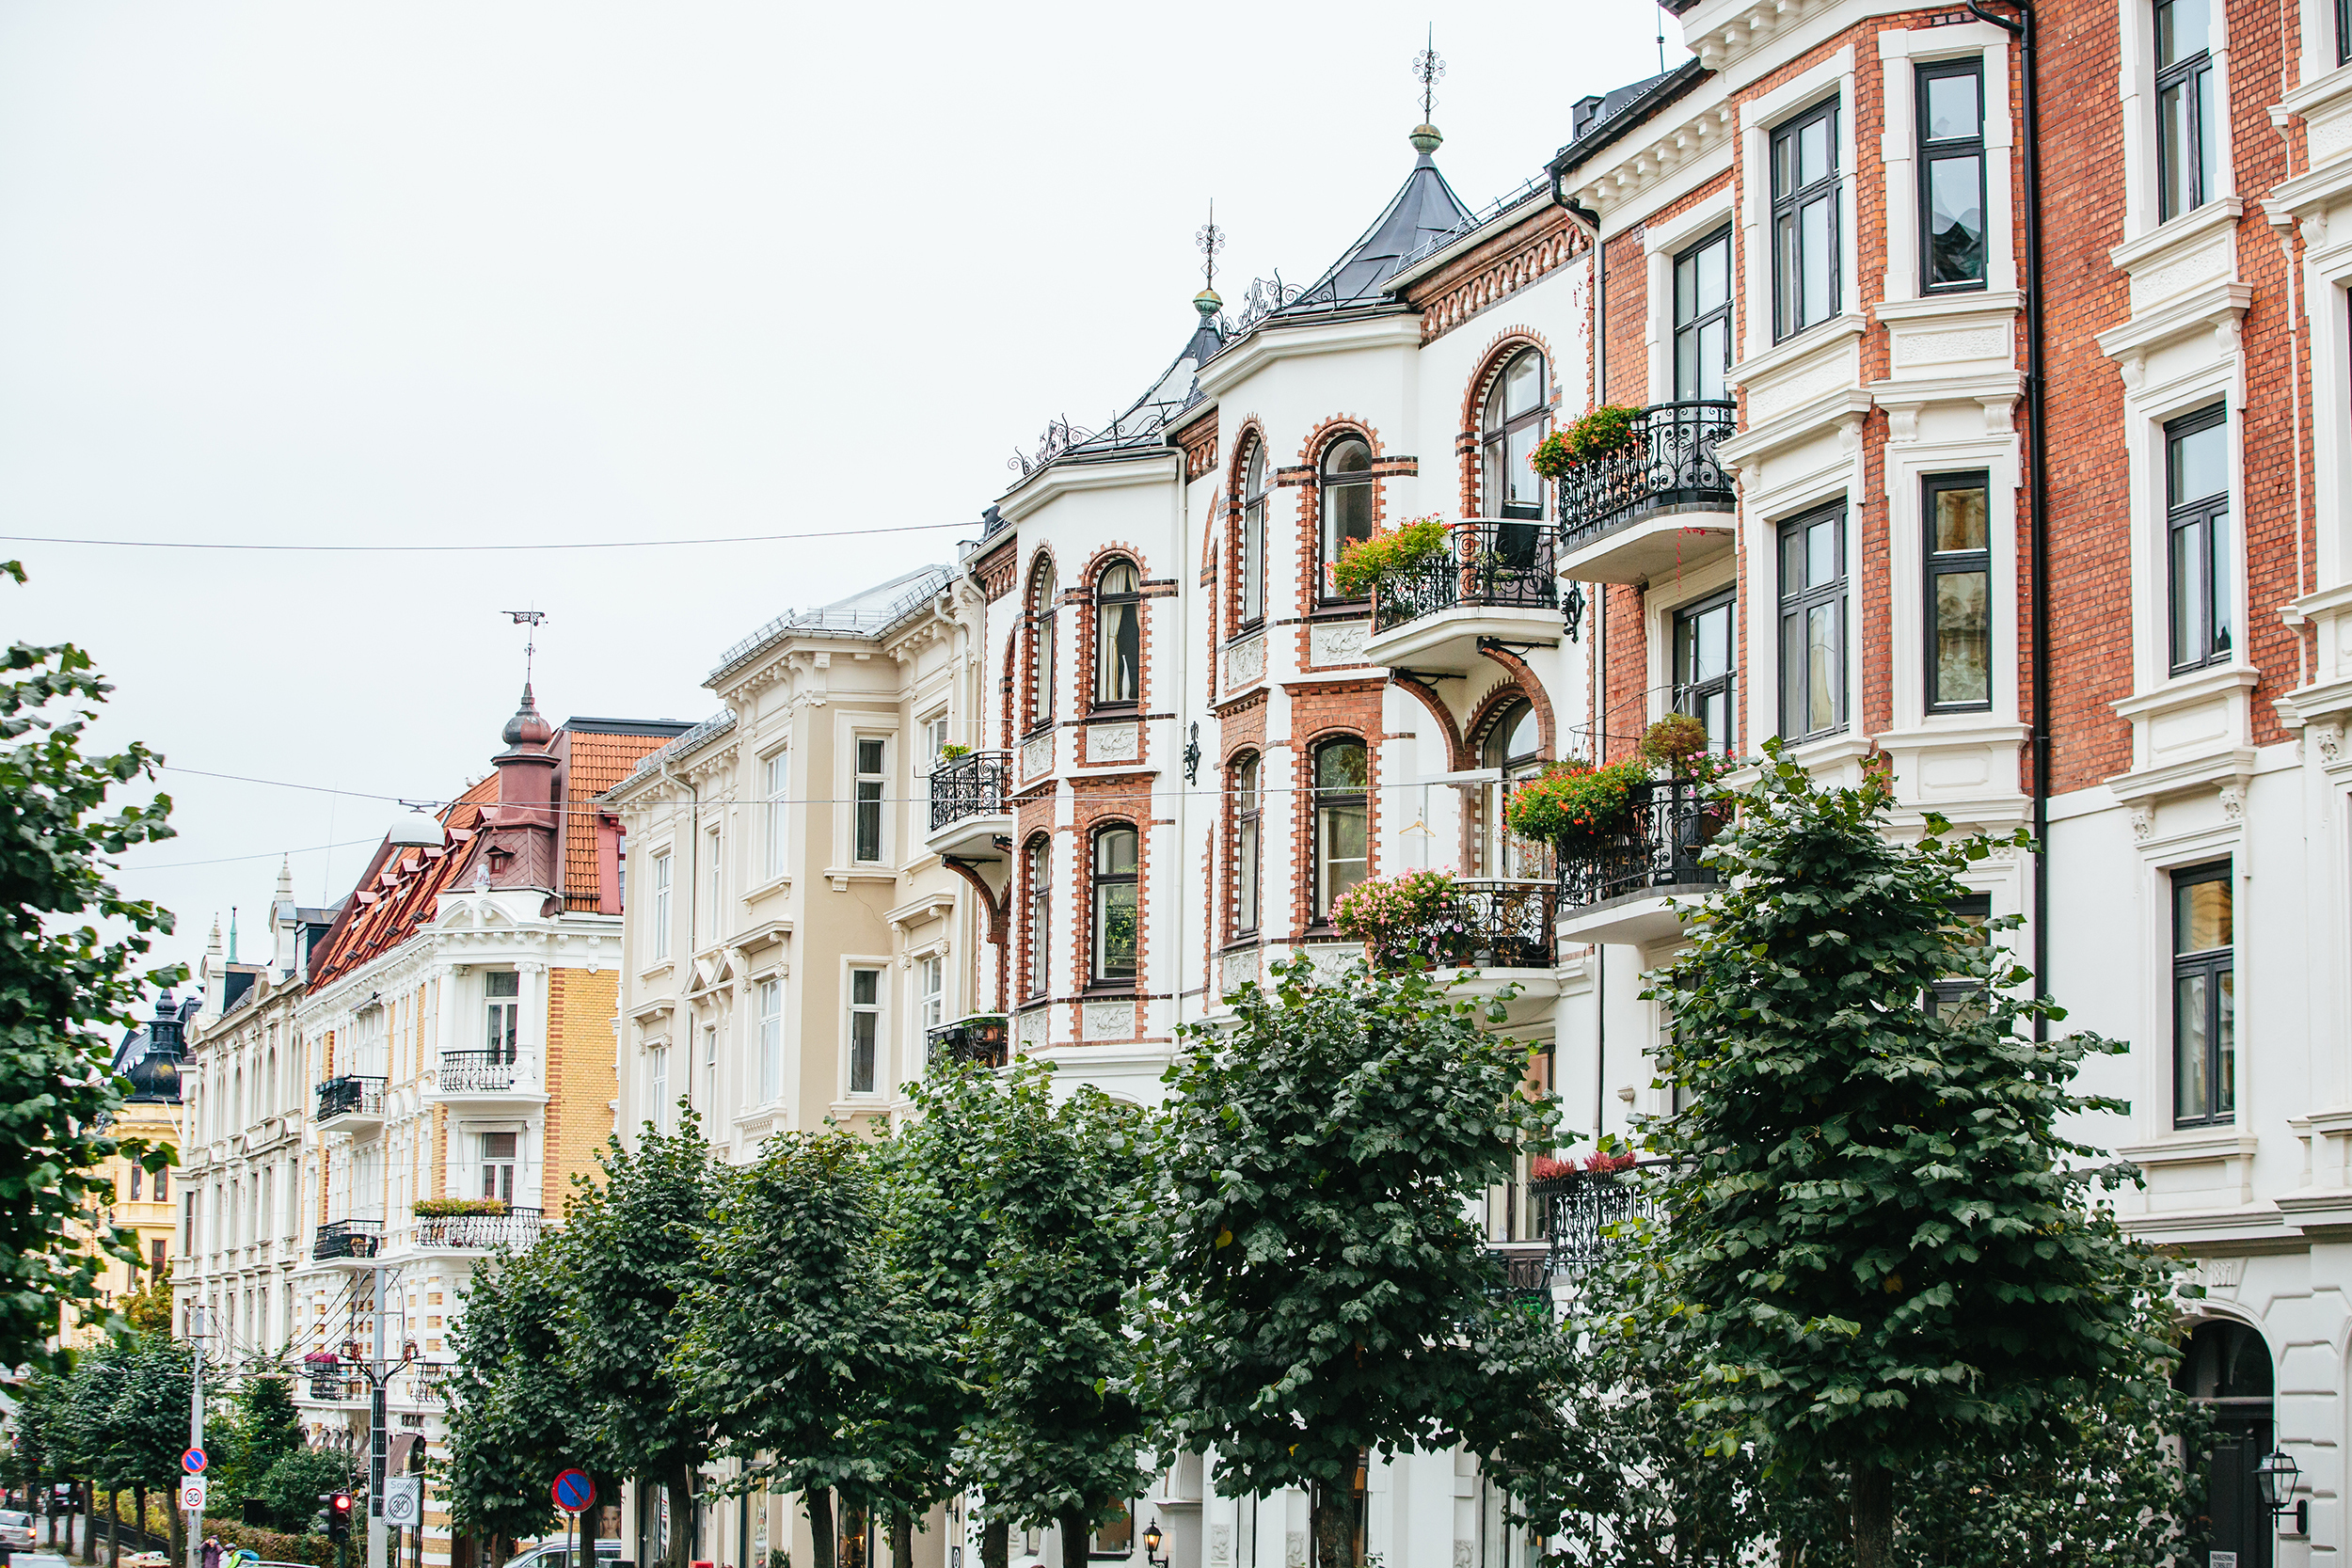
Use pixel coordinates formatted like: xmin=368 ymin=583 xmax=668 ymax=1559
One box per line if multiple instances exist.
xmin=1330 ymin=515 xmax=1447 ymax=598
xmin=412 ymin=1197 xmax=509 ymax=1218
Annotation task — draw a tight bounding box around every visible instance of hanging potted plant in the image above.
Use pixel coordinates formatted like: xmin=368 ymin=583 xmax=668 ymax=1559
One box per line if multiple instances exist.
xmin=1503 ymin=757 xmax=1647 ymax=853
xmin=1332 ymin=869 xmax=1465 ymax=968
xmin=1529 ymin=405 xmax=1643 ymax=479
xmin=1329 ymin=515 xmax=1450 ymax=599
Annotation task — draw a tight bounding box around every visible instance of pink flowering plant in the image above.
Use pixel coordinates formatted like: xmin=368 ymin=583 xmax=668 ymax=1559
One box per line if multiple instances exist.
xmin=1332 ymin=869 xmax=1471 ymax=968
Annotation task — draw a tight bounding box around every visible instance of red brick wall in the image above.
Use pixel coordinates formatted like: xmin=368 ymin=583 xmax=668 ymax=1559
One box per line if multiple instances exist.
xmin=1281 ymin=682 xmax=1389 ymax=937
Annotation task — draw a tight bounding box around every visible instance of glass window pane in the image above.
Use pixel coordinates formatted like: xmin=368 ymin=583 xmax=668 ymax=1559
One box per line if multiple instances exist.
xmin=2170 ymin=520 xmax=2201 ymax=665
xmin=852 ymin=968 xmax=878 ymax=1006
xmin=2209 ymin=507 xmax=2233 ymax=655
xmin=857 ymin=738 xmax=884 ymax=775
xmin=1327 ymin=439 xmax=1371 ymax=475
xmin=2175 ymin=876 xmax=2232 ymax=951
xmin=1099 ymin=828 xmax=1138 ymax=875
xmin=1676 ymin=330 xmax=1699 ymax=403
xmin=1676 ymin=254 xmax=1697 ymax=322
xmin=1319 ymin=800 xmax=1369 ymax=914
xmin=1238 ymin=818 xmax=1259 ymax=930
xmin=1317 ymin=741 xmax=1368 ymax=791
xmin=1781 ymin=609 xmax=1804 ymax=736
xmin=1933 ymin=483 xmax=1990 ymax=552
xmin=1505 ymin=423 xmax=1538 ymax=508
xmin=1698 ymin=602 xmax=1730 ymax=680
xmin=1934 ymin=569 xmax=1991 ymax=704
xmin=2176 ymin=972 xmax=2210 ymax=1119
xmin=2161 ymin=0 xmax=2211 ymax=66
xmin=2216 ymin=969 xmax=2235 ymax=1113
xmin=850 ymin=1010 xmax=876 ymax=1094
xmin=1773 ymin=130 xmax=1794 ymax=198
xmin=1327 ymin=483 xmax=1374 ymax=571
xmin=1096 ymin=882 xmax=1137 ymax=977
xmin=1696 ymin=235 xmax=1728 ymax=310
xmin=1781 ymin=521 xmax=1805 ymax=591
xmin=2169 ymin=418 xmax=2227 ymax=503
xmin=1698 ymin=320 xmax=1727 ymax=401
xmin=1776 ymin=213 xmax=1800 ymax=336
xmin=2159 ymin=81 xmax=2189 ymax=218
xmin=1807 ymin=603 xmax=1837 ymax=732
xmin=1807 ymin=518 xmax=1837 ymax=584
xmin=1799 ymin=114 xmax=1831 ymax=185
xmin=1504 ymin=353 xmax=1541 ymax=418
xmin=1927 ymin=154 xmax=1985 ymax=285
xmin=1926 ymin=71 xmax=1980 ymax=140
xmin=1801 ymin=197 xmax=1834 ymax=325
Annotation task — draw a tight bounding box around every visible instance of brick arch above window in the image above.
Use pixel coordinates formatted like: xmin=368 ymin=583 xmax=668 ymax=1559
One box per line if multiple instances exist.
xmin=1073 ymin=542 xmax=1152 ymax=717
xmin=1291 ymin=417 xmax=1390 ymax=618
xmin=1223 ymin=420 xmax=1272 ymax=635
xmin=1471 ymin=644 xmax=1558 ymax=760
xmin=1457 ymin=328 xmax=1558 ymax=520
xmin=1020 ymin=547 xmax=1060 ymax=737
xmin=1389 ymin=674 xmax=1470 ymax=772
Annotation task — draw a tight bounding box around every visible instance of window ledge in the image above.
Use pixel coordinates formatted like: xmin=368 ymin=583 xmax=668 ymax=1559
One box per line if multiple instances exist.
xmin=2114 ymin=1129 xmax=2256 ymax=1165
xmin=2106 ymin=196 xmax=2244 ymax=277
xmin=1871 ymin=289 xmax=2023 ymax=325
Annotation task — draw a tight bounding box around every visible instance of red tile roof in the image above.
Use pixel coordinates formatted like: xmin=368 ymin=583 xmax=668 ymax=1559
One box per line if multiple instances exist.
xmin=307 ymin=776 xmax=499 ymax=990
xmin=557 ymin=726 xmax=679 ymax=911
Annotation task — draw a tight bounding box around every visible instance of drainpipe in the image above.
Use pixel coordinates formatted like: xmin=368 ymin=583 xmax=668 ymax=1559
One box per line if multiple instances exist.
xmin=1968 ymin=0 xmax=2048 ymax=1037
xmin=1169 ymin=449 xmax=1190 ymax=1038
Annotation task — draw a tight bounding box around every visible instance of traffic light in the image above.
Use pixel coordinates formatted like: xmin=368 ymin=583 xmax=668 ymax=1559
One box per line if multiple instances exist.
xmin=326 ymin=1492 xmax=354 ymax=1544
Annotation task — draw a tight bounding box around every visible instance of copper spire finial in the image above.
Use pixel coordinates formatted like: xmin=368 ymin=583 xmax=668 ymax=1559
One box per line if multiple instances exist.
xmin=1195 ymin=199 xmax=1227 ymax=316
xmin=1410 ymin=27 xmax=1446 ymax=154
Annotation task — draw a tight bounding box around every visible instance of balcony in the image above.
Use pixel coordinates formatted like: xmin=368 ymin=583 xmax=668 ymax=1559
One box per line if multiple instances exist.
xmin=406 ymin=1363 xmax=452 ymax=1406
xmin=1556 ymin=777 xmax=1724 ymax=946
xmin=311 ymin=1218 xmax=383 ymax=1265
xmin=305 ymin=1369 xmax=353 ymax=1402
xmin=430 ymin=1050 xmax=543 ymax=1106
xmin=927 ymin=1014 xmax=1009 ymax=1072
xmin=1554 ymin=401 xmax=1737 ymax=584
xmin=924 ymin=750 xmax=1013 ymax=861
xmin=1370 ymin=879 xmax=1559 ymax=1025
xmin=1362 ymin=520 xmax=1563 ymax=678
xmin=314 ymin=1074 xmax=386 ymax=1134
xmin=1535 ymin=1168 xmax=1662 ymax=1273
xmin=1486 ymin=1241 xmax=1555 ymax=1306
xmin=414 ymin=1206 xmax=544 ymax=1252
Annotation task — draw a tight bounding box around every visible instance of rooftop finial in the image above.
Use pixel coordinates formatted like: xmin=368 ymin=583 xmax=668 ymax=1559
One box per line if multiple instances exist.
xmin=1194 ymin=199 xmax=1226 ymax=317
xmin=1410 ymin=26 xmax=1445 ymax=155
xmin=504 ymin=608 xmax=548 ymax=687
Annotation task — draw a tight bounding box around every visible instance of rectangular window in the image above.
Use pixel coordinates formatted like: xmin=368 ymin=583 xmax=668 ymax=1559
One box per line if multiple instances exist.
xmin=484 ymin=971 xmax=520 ymax=1061
xmin=479 ymin=1132 xmax=516 ymax=1205
xmin=2156 ymin=0 xmax=2217 ymax=222
xmin=1924 ymin=471 xmax=1993 ymax=710
xmin=1090 ymin=1502 xmax=1136 ymax=1558
xmin=648 ymin=1045 xmax=669 ymax=1132
xmin=918 ymin=954 xmax=944 ymax=1030
xmin=1771 ymin=97 xmax=1842 ymax=341
xmin=1026 ymin=840 xmax=1053 ymax=1000
xmin=1917 ymin=59 xmax=1987 ymax=291
xmin=2166 ymin=405 xmax=2232 ymax=672
xmin=702 ymin=1023 xmax=717 ymax=1111
xmin=1924 ymin=893 xmax=1994 ymax=1020
xmin=155 ymin=1164 xmax=167 ymax=1202
xmin=764 ymin=750 xmax=789 ymax=879
xmin=1673 ymin=227 xmax=1734 ymax=402
xmin=2341 ymin=0 xmax=2350 ymax=66
xmin=652 ymin=852 xmax=672 ymax=960
xmin=922 ymin=713 xmax=949 ymax=774
xmin=1233 ymin=758 xmax=1262 ymax=937
xmin=848 ymin=967 xmax=882 ymax=1096
xmin=854 ymin=737 xmax=886 ymax=863
xmin=2172 ymin=860 xmax=2234 ymax=1127
xmin=758 ymin=977 xmax=783 ymax=1105
xmin=1777 ymin=506 xmax=1849 ymax=739
xmin=130 ymin=1165 xmax=142 ymax=1202
xmin=707 ymin=827 xmax=723 ymax=926
xmin=1673 ymin=591 xmax=1737 ymax=753
xmin=1091 ymin=828 xmax=1140 ymax=986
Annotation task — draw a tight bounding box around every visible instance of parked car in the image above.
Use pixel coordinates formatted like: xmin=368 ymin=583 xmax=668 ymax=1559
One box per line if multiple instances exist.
xmin=505 ymin=1539 xmax=621 ymax=1568
xmin=121 ymin=1551 xmax=171 ymax=1568
xmin=0 ymin=1512 xmax=34 ymax=1552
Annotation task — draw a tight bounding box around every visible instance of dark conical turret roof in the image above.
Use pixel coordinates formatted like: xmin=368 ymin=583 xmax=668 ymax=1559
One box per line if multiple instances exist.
xmin=1274 ymin=132 xmax=1475 ymax=320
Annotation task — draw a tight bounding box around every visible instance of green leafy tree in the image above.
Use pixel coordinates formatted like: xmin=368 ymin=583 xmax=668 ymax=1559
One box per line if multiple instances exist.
xmin=562 ymin=1110 xmax=723 ymax=1568
xmin=254 ymin=1447 xmax=358 ymax=1537
xmin=441 ymin=1233 xmax=595 ymax=1560
xmin=1643 ymin=748 xmax=2183 ymax=1567
xmin=213 ymin=1372 xmax=303 ymax=1525
xmin=675 ymin=1130 xmax=951 ymax=1568
xmin=0 ymin=561 xmax=182 ymax=1369
xmin=119 ymin=1262 xmax=174 ymax=1336
xmin=55 ymin=1332 xmax=195 ymax=1564
xmin=958 ymin=1064 xmax=1151 ymax=1568
xmin=1155 ymin=958 xmax=1558 ymax=1568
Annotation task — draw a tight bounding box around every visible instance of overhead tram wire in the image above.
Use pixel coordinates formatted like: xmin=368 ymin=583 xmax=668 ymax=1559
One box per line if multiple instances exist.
xmin=0 ymin=519 xmax=975 ymax=553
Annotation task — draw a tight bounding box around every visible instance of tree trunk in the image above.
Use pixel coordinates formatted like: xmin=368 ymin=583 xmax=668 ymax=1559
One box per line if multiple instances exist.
xmin=888 ymin=1511 xmax=911 ymax=1568
xmin=81 ymin=1481 xmax=99 ymax=1563
xmin=1309 ymin=1466 xmax=1359 ymax=1568
xmin=1056 ymin=1510 xmax=1089 ymax=1568
xmin=663 ymin=1467 xmax=696 ymax=1568
xmin=133 ymin=1490 xmax=146 ymax=1555
xmin=804 ymin=1488 xmax=834 ymax=1568
xmin=979 ymin=1517 xmax=1008 ymax=1568
xmin=1850 ymin=1460 xmax=1893 ymax=1568
xmin=106 ymin=1489 xmax=119 ymax=1566
xmin=163 ymin=1486 xmax=183 ymax=1568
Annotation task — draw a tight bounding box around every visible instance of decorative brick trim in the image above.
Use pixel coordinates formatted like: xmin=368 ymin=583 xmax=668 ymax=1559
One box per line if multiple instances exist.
xmin=1018 ymin=548 xmax=1059 ymax=738
xmin=1066 ymin=774 xmax=1152 ymax=1032
xmin=1012 ymin=823 xmax=1055 ymax=1010
xmin=1388 ymin=674 xmax=1470 ymax=772
xmin=1176 ymin=413 xmax=1220 ymax=480
xmin=973 ymin=536 xmax=1019 ymax=603
xmin=1456 ymin=327 xmax=1559 ymax=519
xmin=1473 ymin=642 xmax=1558 ymax=761
xmin=1408 ymin=208 xmax=1587 ymax=344
xmin=1283 ymin=686 xmax=1388 ymax=940
xmin=1290 ymin=416 xmax=1387 ymax=652
xmin=1221 ymin=420 xmax=1272 ymax=646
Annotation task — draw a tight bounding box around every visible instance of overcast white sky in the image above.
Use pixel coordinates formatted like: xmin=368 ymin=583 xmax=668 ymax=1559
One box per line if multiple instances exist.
xmin=0 ymin=3 xmax=1683 ymax=990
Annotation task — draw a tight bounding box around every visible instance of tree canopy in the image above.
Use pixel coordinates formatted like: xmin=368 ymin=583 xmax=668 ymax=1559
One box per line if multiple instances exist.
xmin=442 ymin=1230 xmax=595 ymax=1554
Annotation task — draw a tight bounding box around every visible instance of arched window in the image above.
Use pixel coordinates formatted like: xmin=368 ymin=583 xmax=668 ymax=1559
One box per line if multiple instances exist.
xmin=1094 ymin=560 xmax=1141 ymax=707
xmin=1025 ymin=837 xmax=1053 ymax=1000
xmin=1320 ymin=438 xmax=1375 ymax=600
xmin=1311 ymin=738 xmax=1370 ymax=922
xmin=1231 ymin=754 xmax=1262 ymax=937
xmin=1091 ymin=825 xmax=1139 ymax=985
xmin=1481 ymin=350 xmax=1549 ymax=521
xmin=1479 ymin=701 xmax=1546 ymax=879
xmin=1239 ymin=442 xmax=1268 ymax=627
xmin=1027 ymin=562 xmax=1057 ymax=731
xmin=2175 ymin=1320 xmax=2276 ymax=1563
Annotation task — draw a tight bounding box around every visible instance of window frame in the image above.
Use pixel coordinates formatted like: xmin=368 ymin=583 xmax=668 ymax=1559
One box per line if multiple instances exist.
xmin=1923 ymin=469 xmax=1994 ymax=712
xmin=1777 ymin=504 xmax=1850 ymax=740
xmin=1239 ymin=441 xmax=1268 ymax=631
xmin=478 ymin=1130 xmax=518 ymax=1205
xmin=2340 ymin=0 xmax=2350 ymax=67
xmin=1025 ymin=836 xmax=1053 ymax=1002
xmin=1093 ymin=559 xmax=1143 ymax=709
xmin=1027 ymin=561 xmax=1058 ymax=734
xmin=847 ymin=965 xmax=884 ymax=1098
xmin=1673 ymin=589 xmax=1739 ymax=752
xmin=1915 ymin=58 xmax=1988 ymax=293
xmin=1673 ymin=227 xmax=1735 ymax=402
xmin=2155 ymin=0 xmax=2217 ymax=223
xmin=1479 ymin=349 xmax=1550 ymax=521
xmin=2164 ymin=404 xmax=2233 ymax=674
xmin=1232 ymin=753 xmax=1263 ymax=940
xmin=762 ymin=749 xmax=789 ymax=879
xmin=917 ymin=952 xmax=945 ymax=1031
xmin=1089 ymin=823 xmax=1140 ymax=989
xmin=757 ymin=976 xmax=783 ymax=1106
xmin=2170 ymin=859 xmax=2235 ymax=1129
xmin=484 ymin=971 xmax=520 ymax=1062
xmin=651 ymin=851 xmax=673 ymax=961
xmin=852 ymin=736 xmax=887 ymax=864
xmin=1770 ymin=96 xmax=1844 ymax=342
xmin=1310 ymin=736 xmax=1371 ymax=927
xmin=1318 ymin=437 xmax=1376 ymax=604
xmin=1924 ymin=892 xmax=1994 ymax=1019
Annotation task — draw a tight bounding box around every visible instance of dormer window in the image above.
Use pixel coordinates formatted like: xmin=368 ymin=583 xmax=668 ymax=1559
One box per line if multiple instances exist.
xmin=1480 ymin=352 xmax=1548 ymax=520
xmin=1095 ymin=560 xmax=1141 ymax=707
xmin=1320 ymin=439 xmax=1375 ymax=601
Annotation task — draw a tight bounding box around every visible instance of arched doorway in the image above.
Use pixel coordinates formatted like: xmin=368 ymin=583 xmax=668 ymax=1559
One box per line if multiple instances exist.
xmin=2177 ymin=1318 xmax=2277 ymax=1568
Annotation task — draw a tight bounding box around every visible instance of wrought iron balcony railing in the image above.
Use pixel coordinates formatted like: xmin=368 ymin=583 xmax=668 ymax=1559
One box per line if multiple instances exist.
xmin=407 ymin=1363 xmax=452 ymax=1405
xmin=1557 ymin=777 xmax=1724 ymax=911
xmin=437 ymin=1050 xmax=517 ymax=1095
xmin=311 ymin=1218 xmax=383 ymax=1261
xmin=927 ymin=1014 xmax=1009 ymax=1072
xmin=315 ymin=1074 xmax=385 ymax=1122
xmin=1535 ymin=1168 xmax=1663 ymax=1272
xmin=415 ymin=1207 xmax=544 ymax=1250
xmin=307 ymin=1370 xmax=351 ymax=1402
xmin=1486 ymin=1242 xmax=1556 ymax=1304
xmin=930 ymin=750 xmax=1012 ymax=832
xmin=1371 ymin=520 xmax=1559 ymax=635
xmin=1373 ymin=879 xmax=1556 ymax=970
xmin=1556 ymin=401 xmax=1737 ymax=549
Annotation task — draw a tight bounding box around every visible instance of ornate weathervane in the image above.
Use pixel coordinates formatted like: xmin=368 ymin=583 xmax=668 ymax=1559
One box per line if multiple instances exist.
xmin=1411 ymin=26 xmax=1446 ymax=151
xmin=503 ymin=609 xmax=548 ymax=685
xmin=1195 ymin=200 xmax=1227 ymax=318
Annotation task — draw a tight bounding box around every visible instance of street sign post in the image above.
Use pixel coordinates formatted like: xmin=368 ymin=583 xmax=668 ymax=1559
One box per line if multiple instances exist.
xmin=182 ymin=1449 xmax=207 ymax=1476
xmin=550 ymin=1472 xmax=595 ymax=1513
xmin=383 ymin=1480 xmax=421 ymax=1530
xmin=178 ymin=1478 xmax=207 ymax=1513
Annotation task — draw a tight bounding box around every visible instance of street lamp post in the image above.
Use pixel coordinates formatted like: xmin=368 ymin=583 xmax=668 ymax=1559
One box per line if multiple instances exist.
xmin=1141 ymin=1521 xmax=1166 ymax=1568
xmin=2255 ymin=1449 xmax=2308 ymax=1537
